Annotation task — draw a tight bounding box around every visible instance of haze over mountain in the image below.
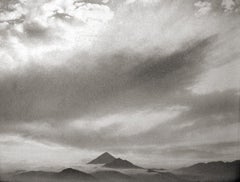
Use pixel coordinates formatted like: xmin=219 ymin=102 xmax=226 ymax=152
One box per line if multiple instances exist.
xmin=88 ymin=152 xmax=116 ymax=164
xmin=1 ymin=158 xmax=239 ymax=182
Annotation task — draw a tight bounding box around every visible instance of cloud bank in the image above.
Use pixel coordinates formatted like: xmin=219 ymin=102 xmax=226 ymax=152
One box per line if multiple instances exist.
xmin=0 ymin=0 xmax=239 ymax=172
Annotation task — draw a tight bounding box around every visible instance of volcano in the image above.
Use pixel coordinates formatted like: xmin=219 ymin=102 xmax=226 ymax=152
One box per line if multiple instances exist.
xmin=88 ymin=152 xmax=116 ymax=164
xmin=104 ymin=158 xmax=142 ymax=169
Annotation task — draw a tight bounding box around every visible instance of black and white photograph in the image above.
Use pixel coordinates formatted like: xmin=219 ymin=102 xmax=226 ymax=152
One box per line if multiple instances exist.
xmin=0 ymin=0 xmax=239 ymax=182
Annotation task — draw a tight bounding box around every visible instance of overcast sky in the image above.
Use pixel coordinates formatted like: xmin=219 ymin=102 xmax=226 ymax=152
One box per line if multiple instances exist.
xmin=0 ymin=0 xmax=239 ymax=172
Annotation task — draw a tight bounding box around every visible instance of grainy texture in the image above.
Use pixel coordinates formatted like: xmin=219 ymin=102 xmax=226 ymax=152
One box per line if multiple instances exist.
xmin=0 ymin=1 xmax=239 ymax=182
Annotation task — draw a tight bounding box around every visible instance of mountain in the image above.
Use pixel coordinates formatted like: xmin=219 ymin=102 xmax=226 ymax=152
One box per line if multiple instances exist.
xmin=88 ymin=152 xmax=116 ymax=164
xmin=176 ymin=160 xmax=240 ymax=182
xmin=104 ymin=158 xmax=142 ymax=169
xmin=14 ymin=168 xmax=95 ymax=182
xmin=58 ymin=168 xmax=95 ymax=180
xmin=178 ymin=160 xmax=240 ymax=175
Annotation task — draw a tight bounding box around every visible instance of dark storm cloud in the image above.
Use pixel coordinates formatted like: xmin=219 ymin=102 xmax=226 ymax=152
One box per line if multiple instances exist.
xmin=130 ymin=37 xmax=212 ymax=88
xmin=0 ymin=0 xmax=238 ymax=126
xmin=0 ymin=36 xmax=213 ymax=124
xmin=0 ymin=8 xmax=238 ymax=153
xmin=0 ymin=0 xmax=239 ymax=169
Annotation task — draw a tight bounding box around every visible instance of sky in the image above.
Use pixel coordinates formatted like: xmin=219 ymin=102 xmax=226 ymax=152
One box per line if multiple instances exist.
xmin=0 ymin=0 xmax=239 ymax=172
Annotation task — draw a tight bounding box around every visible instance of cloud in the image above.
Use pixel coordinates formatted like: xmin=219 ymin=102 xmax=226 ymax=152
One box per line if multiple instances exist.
xmin=156 ymin=140 xmax=240 ymax=162
xmin=70 ymin=105 xmax=187 ymax=137
xmin=0 ymin=0 xmax=114 ymax=71
xmin=0 ymin=134 xmax=97 ymax=172
xmin=0 ymin=0 xmax=239 ymax=170
xmin=0 ymin=1 xmax=25 ymax=22
xmin=221 ymin=0 xmax=238 ymax=12
xmin=135 ymin=89 xmax=239 ymax=145
xmin=0 ymin=89 xmax=237 ymax=161
xmin=0 ymin=37 xmax=213 ymax=123
xmin=194 ymin=1 xmax=212 ymax=17
xmin=190 ymin=60 xmax=240 ymax=94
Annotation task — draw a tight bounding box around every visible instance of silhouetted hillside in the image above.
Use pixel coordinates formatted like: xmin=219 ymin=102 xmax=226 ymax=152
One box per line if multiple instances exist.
xmin=58 ymin=168 xmax=95 ymax=180
xmin=176 ymin=160 xmax=240 ymax=182
xmin=14 ymin=168 xmax=95 ymax=182
xmin=178 ymin=160 xmax=239 ymax=175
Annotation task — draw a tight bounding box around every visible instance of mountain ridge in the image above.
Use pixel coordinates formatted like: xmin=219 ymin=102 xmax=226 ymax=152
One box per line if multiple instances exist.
xmin=178 ymin=160 xmax=240 ymax=174
xmin=15 ymin=168 xmax=95 ymax=181
xmin=176 ymin=160 xmax=240 ymax=182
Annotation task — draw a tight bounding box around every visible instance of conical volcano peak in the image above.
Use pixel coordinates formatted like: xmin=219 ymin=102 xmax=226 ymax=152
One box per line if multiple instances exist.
xmin=88 ymin=152 xmax=116 ymax=164
xmin=102 ymin=152 xmax=112 ymax=156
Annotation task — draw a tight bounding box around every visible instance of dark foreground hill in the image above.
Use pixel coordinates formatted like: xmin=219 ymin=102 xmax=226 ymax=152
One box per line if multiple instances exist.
xmin=9 ymin=168 xmax=189 ymax=182
xmin=58 ymin=168 xmax=95 ymax=180
xmin=88 ymin=152 xmax=116 ymax=164
xmin=13 ymin=168 xmax=95 ymax=182
xmin=176 ymin=160 xmax=240 ymax=182
xmin=2 ymin=170 xmax=193 ymax=182
xmin=104 ymin=158 xmax=142 ymax=169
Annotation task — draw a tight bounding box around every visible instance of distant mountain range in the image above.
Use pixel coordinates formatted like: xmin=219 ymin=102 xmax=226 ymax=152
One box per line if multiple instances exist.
xmin=14 ymin=168 xmax=95 ymax=182
xmin=1 ymin=153 xmax=238 ymax=182
xmin=13 ymin=168 xmax=187 ymax=182
xmin=176 ymin=160 xmax=240 ymax=182
xmin=178 ymin=160 xmax=240 ymax=174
